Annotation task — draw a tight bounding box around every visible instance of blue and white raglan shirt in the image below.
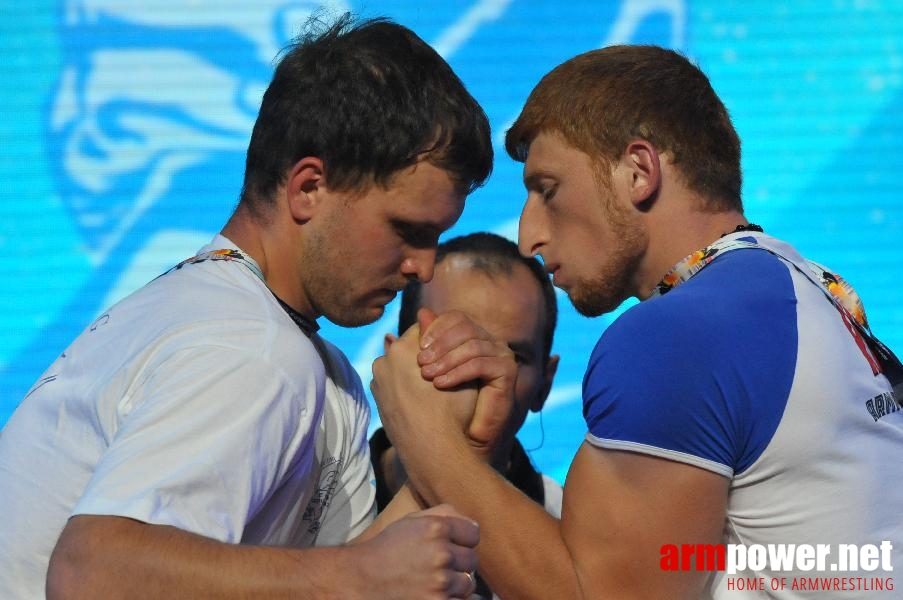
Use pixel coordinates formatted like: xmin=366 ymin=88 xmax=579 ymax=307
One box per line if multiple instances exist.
xmin=583 ymin=232 xmax=903 ymax=598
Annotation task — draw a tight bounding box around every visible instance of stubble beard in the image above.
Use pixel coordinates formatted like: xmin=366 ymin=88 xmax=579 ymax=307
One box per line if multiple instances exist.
xmin=567 ymin=197 xmax=647 ymax=318
xmin=302 ymin=220 xmax=384 ymax=329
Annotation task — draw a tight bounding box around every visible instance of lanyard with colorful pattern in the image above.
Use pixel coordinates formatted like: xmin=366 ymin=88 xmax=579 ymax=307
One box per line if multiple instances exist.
xmin=650 ymin=233 xmax=902 ymax=397
xmin=165 ymin=248 xmax=319 ymax=337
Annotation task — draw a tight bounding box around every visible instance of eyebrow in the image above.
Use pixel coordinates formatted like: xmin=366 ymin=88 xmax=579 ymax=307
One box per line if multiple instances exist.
xmin=523 ymin=170 xmax=554 ymax=191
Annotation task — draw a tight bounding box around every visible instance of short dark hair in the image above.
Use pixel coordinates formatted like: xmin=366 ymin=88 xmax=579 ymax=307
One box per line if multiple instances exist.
xmin=241 ymin=13 xmax=493 ymax=210
xmin=398 ymin=232 xmax=557 ymax=360
xmin=506 ymin=45 xmax=741 ymax=212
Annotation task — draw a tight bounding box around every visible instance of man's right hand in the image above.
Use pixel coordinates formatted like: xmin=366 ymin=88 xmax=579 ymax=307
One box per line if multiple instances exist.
xmin=47 ymin=509 xmax=479 ymax=600
xmin=352 ymin=504 xmax=479 ymax=599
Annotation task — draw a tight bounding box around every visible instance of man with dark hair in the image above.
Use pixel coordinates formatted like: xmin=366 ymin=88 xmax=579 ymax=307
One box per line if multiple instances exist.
xmin=369 ymin=232 xmax=562 ymax=599
xmin=372 ymin=44 xmax=903 ymax=599
xmin=0 ymin=14 xmax=492 ymax=599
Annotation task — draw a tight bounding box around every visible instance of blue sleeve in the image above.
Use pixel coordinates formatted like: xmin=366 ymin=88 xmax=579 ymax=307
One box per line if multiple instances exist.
xmin=582 ymin=250 xmax=799 ymax=477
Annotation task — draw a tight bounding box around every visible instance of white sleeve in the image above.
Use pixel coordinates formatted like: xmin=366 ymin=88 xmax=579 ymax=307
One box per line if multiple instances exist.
xmin=73 ymin=343 xmax=324 ymax=543
xmin=541 ymin=475 xmax=563 ymax=519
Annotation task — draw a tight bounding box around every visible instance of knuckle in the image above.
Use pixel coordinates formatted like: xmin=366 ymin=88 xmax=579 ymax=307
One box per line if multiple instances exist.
xmin=447 ymin=363 xmax=473 ymax=380
xmin=420 ymin=516 xmax=450 ymax=540
xmin=432 ymin=546 xmax=455 ymax=569
xmin=432 ymin=569 xmax=454 ymax=591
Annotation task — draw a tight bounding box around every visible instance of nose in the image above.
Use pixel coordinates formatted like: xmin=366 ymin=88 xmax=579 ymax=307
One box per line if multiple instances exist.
xmin=400 ymin=246 xmax=437 ymax=283
xmin=518 ymin=195 xmax=545 ymax=258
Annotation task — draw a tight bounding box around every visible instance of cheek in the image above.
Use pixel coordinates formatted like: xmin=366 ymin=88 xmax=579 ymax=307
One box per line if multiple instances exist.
xmin=355 ymin=231 xmax=402 ymax=269
xmin=550 ymin=214 xmax=592 ymax=252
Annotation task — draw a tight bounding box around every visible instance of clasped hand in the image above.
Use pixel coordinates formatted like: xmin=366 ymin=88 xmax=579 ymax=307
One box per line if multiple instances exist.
xmin=371 ymin=307 xmax=517 ymax=455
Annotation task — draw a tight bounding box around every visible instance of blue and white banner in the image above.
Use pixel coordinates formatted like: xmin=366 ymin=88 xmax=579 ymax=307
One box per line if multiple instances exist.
xmin=2 ymin=0 xmax=901 ymax=482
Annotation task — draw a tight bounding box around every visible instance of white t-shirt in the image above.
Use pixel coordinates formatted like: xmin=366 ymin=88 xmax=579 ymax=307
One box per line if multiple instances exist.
xmin=0 ymin=235 xmax=375 ymax=598
xmin=540 ymin=474 xmax=563 ymax=519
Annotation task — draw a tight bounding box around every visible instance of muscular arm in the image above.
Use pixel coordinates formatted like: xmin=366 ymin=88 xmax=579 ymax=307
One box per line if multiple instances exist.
xmin=396 ymin=431 xmax=575 ymax=599
xmin=388 ymin=419 xmax=726 ymax=599
xmin=372 ymin=314 xmax=729 ymax=599
xmin=47 ymin=515 xmax=349 ymax=599
xmin=562 ymin=444 xmax=728 ymax=599
xmin=48 ymin=505 xmax=480 ymax=600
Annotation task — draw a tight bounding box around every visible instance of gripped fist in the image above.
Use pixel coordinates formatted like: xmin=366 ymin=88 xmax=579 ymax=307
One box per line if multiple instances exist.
xmin=355 ymin=504 xmax=479 ymax=599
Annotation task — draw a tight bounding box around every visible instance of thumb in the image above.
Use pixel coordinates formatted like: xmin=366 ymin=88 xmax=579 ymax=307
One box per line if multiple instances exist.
xmin=467 ymin=385 xmax=513 ymax=450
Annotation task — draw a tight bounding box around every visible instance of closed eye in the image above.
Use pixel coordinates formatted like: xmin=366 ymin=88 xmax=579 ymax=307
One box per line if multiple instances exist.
xmin=540 ymin=184 xmax=558 ymax=202
xmin=508 ymin=341 xmax=536 ymax=366
xmin=524 ymin=172 xmax=558 ymax=203
xmin=392 ymin=221 xmax=439 ymax=249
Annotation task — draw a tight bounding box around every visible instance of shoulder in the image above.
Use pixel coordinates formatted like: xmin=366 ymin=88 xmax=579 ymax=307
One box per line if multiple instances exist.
xmin=582 ymin=244 xmax=801 ymax=475
xmin=97 ymin=260 xmax=331 ymax=413
xmin=589 ymin=244 xmax=798 ymax=379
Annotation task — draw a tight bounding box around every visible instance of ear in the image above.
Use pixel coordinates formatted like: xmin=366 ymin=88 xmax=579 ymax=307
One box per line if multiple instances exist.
xmin=623 ymin=139 xmax=661 ymax=207
xmin=284 ymin=156 xmax=326 ymax=223
xmin=531 ymin=353 xmax=560 ymax=412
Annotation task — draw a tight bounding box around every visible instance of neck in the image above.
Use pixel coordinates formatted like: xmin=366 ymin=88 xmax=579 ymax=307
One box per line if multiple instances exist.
xmin=636 ymin=207 xmax=748 ymax=300
xmin=221 ymin=206 xmax=263 ymax=264
xmin=221 ymin=203 xmax=318 ymax=319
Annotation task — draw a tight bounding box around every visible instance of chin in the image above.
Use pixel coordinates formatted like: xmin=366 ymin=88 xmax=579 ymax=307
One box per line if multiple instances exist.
xmin=325 ymin=305 xmax=385 ymax=329
xmin=569 ymin=286 xmax=628 ymax=317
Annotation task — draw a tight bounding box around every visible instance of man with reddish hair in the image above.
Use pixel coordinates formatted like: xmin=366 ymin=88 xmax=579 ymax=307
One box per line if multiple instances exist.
xmin=373 ymin=45 xmax=903 ymax=599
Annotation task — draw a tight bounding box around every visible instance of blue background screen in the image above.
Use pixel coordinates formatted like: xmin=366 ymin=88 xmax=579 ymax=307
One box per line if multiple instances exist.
xmin=2 ymin=0 xmax=901 ymax=483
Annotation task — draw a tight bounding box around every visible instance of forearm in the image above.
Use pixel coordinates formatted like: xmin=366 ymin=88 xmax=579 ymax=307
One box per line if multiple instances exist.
xmin=47 ymin=515 xmax=361 ymax=600
xmin=353 ymin=483 xmax=424 ymax=544
xmin=400 ymin=438 xmax=581 ymax=600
